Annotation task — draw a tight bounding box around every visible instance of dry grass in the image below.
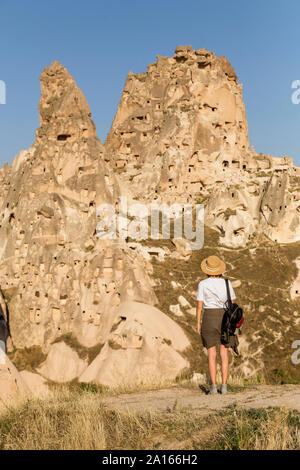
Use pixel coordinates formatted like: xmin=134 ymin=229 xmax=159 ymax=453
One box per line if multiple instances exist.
xmin=52 ymin=333 xmax=104 ymax=363
xmin=53 ymin=366 xmax=263 ymax=398
xmin=60 ymin=375 xmax=180 ymax=397
xmin=0 ymin=390 xmax=299 ymax=450
xmin=182 ymin=369 xmax=265 ymax=393
xmin=0 ymin=388 xmax=200 ymax=450
xmin=212 ymin=406 xmax=300 ymax=450
xmin=8 ymin=346 xmax=47 ymax=373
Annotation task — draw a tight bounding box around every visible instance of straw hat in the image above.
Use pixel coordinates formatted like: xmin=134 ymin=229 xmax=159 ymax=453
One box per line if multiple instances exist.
xmin=201 ymin=255 xmax=226 ymax=275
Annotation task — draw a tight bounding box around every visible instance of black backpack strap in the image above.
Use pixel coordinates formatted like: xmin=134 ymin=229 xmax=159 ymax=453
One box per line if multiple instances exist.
xmin=225 ymin=278 xmax=232 ymax=308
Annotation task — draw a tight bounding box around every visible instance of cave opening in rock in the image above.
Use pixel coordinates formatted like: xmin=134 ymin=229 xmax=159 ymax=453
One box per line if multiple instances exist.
xmin=175 ymin=56 xmax=187 ymax=64
xmin=57 ymin=134 xmax=71 ymax=141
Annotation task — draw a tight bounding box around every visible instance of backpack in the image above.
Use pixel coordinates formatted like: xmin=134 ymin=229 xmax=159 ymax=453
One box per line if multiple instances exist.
xmin=221 ymin=279 xmax=244 ymax=354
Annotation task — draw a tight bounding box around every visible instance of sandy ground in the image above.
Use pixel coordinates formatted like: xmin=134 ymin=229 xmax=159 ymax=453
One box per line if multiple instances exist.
xmin=100 ymin=384 xmax=300 ymax=415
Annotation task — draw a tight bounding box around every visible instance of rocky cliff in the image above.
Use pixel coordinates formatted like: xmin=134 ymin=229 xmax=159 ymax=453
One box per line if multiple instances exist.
xmin=105 ymin=46 xmax=300 ymax=247
xmin=0 ymin=46 xmax=299 ymax=391
xmin=0 ymin=61 xmax=190 ymax=389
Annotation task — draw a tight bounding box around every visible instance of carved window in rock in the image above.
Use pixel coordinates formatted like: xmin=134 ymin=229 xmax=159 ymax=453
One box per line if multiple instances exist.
xmin=141 ymin=132 xmax=149 ymax=141
xmin=57 ymin=134 xmax=71 ymax=141
xmin=233 ymin=228 xmax=244 ymax=236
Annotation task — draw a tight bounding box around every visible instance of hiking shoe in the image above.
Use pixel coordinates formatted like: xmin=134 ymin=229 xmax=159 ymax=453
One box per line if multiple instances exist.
xmin=208 ymin=385 xmax=217 ymax=395
xmin=220 ymin=384 xmax=227 ymax=395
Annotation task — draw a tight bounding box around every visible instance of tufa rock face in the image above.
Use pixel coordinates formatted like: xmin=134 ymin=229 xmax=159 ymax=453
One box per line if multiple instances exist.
xmin=37 ymin=61 xmax=97 ymax=144
xmin=0 ymin=61 xmax=186 ymax=367
xmin=79 ymin=301 xmax=190 ymax=387
xmin=19 ymin=370 xmax=51 ymax=398
xmin=0 ymin=353 xmax=31 ymax=402
xmin=105 ymin=47 xmax=249 ymax=202
xmin=37 ymin=341 xmax=88 ymax=383
xmin=105 ymin=46 xmax=300 ymax=247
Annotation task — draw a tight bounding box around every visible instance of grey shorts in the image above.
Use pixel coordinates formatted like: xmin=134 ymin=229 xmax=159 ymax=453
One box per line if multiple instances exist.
xmin=201 ymin=308 xmax=227 ymax=349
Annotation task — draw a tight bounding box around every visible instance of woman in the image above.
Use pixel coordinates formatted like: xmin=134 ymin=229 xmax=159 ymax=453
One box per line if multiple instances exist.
xmin=196 ymin=255 xmax=236 ymax=395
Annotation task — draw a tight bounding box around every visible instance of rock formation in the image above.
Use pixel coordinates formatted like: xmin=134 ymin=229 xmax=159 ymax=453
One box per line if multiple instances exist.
xmin=0 ymin=46 xmax=299 ymax=389
xmin=79 ymin=301 xmax=190 ymax=387
xmin=19 ymin=370 xmax=51 ymax=398
xmin=0 ymin=61 xmax=190 ymax=389
xmin=105 ymin=46 xmax=300 ymax=247
xmin=37 ymin=341 xmax=88 ymax=383
xmin=0 ymin=352 xmax=31 ymax=402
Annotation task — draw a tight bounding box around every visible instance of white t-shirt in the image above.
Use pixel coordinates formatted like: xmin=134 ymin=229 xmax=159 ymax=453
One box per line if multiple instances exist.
xmin=197 ymin=278 xmax=236 ymax=309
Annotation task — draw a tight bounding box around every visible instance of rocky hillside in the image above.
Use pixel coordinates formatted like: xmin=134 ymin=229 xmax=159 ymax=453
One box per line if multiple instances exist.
xmin=146 ymin=226 xmax=300 ymax=383
xmin=0 ymin=46 xmax=299 ymax=397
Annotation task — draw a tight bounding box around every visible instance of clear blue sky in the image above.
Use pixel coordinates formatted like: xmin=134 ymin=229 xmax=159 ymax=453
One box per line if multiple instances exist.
xmin=0 ymin=0 xmax=300 ymax=167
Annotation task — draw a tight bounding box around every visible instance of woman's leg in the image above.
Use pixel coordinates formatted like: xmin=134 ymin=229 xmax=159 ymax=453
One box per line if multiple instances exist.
xmin=220 ymin=344 xmax=229 ymax=384
xmin=207 ymin=346 xmax=217 ymax=385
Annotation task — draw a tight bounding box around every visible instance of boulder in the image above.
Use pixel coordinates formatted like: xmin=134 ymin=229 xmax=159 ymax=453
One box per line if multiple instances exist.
xmin=20 ymin=370 xmax=51 ymax=398
xmin=178 ymin=295 xmax=191 ymax=308
xmin=187 ymin=307 xmax=196 ymax=317
xmin=79 ymin=301 xmax=190 ymax=387
xmin=170 ymin=304 xmax=184 ymax=316
xmin=0 ymin=352 xmax=31 ymax=402
xmin=37 ymin=342 xmax=88 ymax=383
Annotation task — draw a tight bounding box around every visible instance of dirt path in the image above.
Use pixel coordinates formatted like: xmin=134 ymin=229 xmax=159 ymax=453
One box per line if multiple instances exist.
xmin=100 ymin=384 xmax=300 ymax=415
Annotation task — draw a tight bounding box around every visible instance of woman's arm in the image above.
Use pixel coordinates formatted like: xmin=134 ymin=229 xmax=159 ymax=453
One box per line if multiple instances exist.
xmin=197 ymin=300 xmax=203 ymax=334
